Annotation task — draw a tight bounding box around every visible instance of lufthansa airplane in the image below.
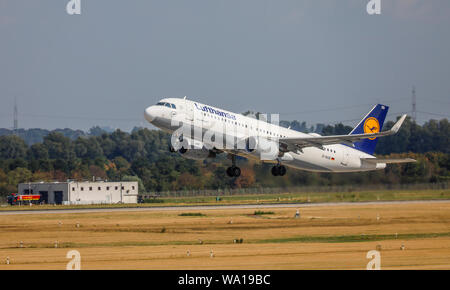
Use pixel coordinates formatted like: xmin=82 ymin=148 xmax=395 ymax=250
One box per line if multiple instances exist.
xmin=144 ymin=97 xmax=415 ymax=178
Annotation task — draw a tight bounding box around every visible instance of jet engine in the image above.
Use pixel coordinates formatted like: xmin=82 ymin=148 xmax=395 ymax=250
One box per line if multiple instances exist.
xmin=176 ymin=137 xmax=216 ymax=160
xmin=245 ymin=136 xmax=279 ymax=160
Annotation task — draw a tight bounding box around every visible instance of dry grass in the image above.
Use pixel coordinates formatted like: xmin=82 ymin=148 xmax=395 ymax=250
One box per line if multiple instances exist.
xmin=0 ymin=202 xmax=449 ymax=269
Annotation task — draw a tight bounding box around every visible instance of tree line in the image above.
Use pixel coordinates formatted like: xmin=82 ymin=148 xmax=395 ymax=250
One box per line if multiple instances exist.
xmin=0 ymin=117 xmax=448 ymax=196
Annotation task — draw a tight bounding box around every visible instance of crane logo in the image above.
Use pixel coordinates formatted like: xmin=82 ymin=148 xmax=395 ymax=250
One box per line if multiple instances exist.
xmin=364 ymin=117 xmax=380 ymax=140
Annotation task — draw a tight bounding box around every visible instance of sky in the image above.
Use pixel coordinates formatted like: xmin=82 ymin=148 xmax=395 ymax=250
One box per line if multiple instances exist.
xmin=0 ymin=0 xmax=449 ymax=131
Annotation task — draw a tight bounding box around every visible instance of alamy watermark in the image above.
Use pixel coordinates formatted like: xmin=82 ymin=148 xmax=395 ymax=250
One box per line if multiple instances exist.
xmin=366 ymin=250 xmax=381 ymax=270
xmin=367 ymin=0 xmax=381 ymax=15
xmin=66 ymin=250 xmax=81 ymax=270
xmin=169 ymin=106 xmax=282 ymax=161
xmin=66 ymin=1 xmax=381 ymax=16
xmin=66 ymin=0 xmax=81 ymax=15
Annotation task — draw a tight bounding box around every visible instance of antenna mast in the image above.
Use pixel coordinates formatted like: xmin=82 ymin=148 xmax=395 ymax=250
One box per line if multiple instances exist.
xmin=411 ymin=86 xmax=416 ymax=123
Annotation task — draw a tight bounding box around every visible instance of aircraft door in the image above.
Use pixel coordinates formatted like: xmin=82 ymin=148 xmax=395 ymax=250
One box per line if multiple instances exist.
xmin=341 ymin=147 xmax=350 ymax=166
xmin=185 ymin=99 xmax=194 ymax=121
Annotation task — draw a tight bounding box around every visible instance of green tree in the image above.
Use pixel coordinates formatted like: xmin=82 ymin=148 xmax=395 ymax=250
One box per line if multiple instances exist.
xmin=7 ymin=167 xmax=32 ymax=187
xmin=0 ymin=135 xmax=27 ymax=160
xmin=43 ymin=132 xmax=75 ymax=160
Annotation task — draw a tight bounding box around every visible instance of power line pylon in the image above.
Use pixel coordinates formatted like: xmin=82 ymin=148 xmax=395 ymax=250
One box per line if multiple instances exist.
xmin=13 ymin=97 xmax=18 ymax=133
xmin=411 ymin=86 xmax=417 ymax=123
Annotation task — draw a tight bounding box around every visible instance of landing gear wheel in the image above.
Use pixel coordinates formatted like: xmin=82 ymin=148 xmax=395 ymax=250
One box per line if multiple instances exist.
xmin=226 ymin=166 xmax=241 ymax=177
xmin=271 ymin=166 xmax=280 ymax=176
xmin=272 ymin=165 xmax=286 ymax=176
xmin=232 ymin=166 xmax=241 ymax=177
xmin=226 ymin=167 xmax=234 ymax=177
xmin=279 ymin=165 xmax=286 ymax=176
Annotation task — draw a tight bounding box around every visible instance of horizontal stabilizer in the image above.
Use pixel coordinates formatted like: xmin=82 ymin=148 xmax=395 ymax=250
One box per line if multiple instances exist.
xmin=361 ymin=158 xmax=416 ymax=164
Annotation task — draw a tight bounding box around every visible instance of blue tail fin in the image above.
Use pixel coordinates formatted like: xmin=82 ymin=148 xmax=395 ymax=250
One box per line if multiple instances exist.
xmin=349 ymin=104 xmax=389 ymax=155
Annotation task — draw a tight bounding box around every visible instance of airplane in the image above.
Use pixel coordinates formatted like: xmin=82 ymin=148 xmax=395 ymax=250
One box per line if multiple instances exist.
xmin=144 ymin=97 xmax=415 ymax=177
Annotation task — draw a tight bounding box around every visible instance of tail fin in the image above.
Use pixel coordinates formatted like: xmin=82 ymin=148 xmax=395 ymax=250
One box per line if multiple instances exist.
xmin=349 ymin=104 xmax=389 ymax=155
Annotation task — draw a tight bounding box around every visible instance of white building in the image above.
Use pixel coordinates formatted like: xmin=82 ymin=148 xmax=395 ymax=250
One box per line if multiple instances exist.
xmin=18 ymin=181 xmax=138 ymax=205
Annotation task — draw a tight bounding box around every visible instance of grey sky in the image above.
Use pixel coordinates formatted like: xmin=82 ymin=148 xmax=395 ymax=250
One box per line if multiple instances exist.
xmin=1 ymin=0 xmax=449 ymax=131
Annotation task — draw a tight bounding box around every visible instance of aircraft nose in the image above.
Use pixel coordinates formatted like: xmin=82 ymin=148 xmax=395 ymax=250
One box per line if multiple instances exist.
xmin=144 ymin=106 xmax=157 ymax=122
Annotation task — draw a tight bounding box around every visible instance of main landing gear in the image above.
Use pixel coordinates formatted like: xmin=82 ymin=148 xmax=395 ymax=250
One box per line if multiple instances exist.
xmin=271 ymin=164 xmax=286 ymax=176
xmin=226 ymin=154 xmax=241 ymax=177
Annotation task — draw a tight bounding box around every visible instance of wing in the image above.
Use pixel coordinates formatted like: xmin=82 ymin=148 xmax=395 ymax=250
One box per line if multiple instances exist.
xmin=360 ymin=158 xmax=416 ymax=164
xmin=280 ymin=114 xmax=407 ymax=150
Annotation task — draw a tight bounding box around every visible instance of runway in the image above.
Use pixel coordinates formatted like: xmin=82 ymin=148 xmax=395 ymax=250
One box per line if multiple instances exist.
xmin=0 ymin=199 xmax=449 ymax=215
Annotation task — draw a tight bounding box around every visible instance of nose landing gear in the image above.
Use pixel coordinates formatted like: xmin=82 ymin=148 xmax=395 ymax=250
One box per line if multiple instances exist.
xmin=226 ymin=166 xmax=241 ymax=177
xmin=226 ymin=154 xmax=241 ymax=177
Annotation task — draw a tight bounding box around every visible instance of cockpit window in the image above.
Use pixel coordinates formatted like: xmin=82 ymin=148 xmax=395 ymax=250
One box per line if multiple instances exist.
xmin=156 ymin=102 xmax=176 ymax=109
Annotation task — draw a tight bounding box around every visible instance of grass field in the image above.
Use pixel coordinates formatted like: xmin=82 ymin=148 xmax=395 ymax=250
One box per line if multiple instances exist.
xmin=0 ymin=201 xmax=449 ymax=269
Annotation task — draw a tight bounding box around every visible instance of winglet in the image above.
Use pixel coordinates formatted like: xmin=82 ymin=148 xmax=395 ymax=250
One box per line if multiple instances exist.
xmin=391 ymin=114 xmax=407 ymax=133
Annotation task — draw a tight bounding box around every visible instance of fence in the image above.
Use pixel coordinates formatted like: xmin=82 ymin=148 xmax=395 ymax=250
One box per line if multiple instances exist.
xmin=2 ymin=182 xmax=448 ymax=202
xmin=141 ymin=182 xmax=449 ymax=199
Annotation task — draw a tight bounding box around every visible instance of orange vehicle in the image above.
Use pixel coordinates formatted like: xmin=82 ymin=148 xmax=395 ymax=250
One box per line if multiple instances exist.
xmin=7 ymin=193 xmax=41 ymax=205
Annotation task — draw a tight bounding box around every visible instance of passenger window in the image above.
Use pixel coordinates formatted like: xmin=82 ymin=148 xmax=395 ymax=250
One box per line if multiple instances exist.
xmin=165 ymin=103 xmax=171 ymax=108
xmin=171 ymin=104 xmax=176 ymax=109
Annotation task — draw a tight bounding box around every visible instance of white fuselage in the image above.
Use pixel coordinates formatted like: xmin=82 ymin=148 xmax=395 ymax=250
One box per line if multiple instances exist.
xmin=145 ymin=98 xmax=386 ymax=173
